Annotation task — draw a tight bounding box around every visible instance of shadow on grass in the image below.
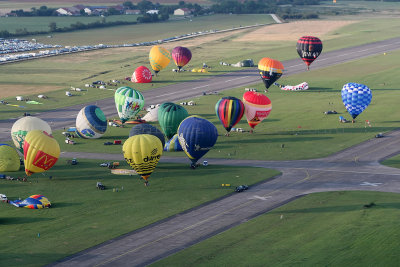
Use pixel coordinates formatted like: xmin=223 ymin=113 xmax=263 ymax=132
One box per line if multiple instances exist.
xmin=52 ymin=202 xmax=83 ymax=208
xmin=0 ymin=216 xmax=54 ymax=225
xmin=216 ymin=136 xmax=332 ymax=145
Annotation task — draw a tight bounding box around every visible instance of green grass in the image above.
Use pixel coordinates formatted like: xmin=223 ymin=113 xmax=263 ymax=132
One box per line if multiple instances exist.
xmin=152 ymin=191 xmax=400 ymax=267
xmin=0 ymin=159 xmax=279 ymax=267
xmin=380 ymin=154 xmax=400 ymax=169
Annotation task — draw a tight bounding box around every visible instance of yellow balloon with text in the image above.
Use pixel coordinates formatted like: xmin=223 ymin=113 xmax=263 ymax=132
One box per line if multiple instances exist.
xmin=149 ymin=45 xmax=171 ymax=74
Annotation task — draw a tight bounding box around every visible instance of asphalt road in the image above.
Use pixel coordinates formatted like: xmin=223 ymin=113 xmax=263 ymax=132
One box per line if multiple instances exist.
xmin=2 ymin=36 xmax=400 ymax=266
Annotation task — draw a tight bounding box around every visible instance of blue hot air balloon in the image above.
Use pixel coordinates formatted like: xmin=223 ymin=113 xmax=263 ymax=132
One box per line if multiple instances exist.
xmin=177 ymin=116 xmax=218 ymax=168
xmin=341 ymin=83 xmax=372 ymax=120
xmin=76 ymin=105 xmax=107 ymax=139
xmin=164 ymin=134 xmax=183 ymax=152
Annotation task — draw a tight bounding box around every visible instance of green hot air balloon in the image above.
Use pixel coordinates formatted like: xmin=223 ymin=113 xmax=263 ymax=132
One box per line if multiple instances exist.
xmin=114 ymin=87 xmax=145 ymax=123
xmin=158 ymin=102 xmax=189 ymax=140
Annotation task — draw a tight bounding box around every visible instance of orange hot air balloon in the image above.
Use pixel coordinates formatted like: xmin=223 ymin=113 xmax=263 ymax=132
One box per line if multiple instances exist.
xmin=242 ymin=91 xmax=272 ymax=130
xmin=23 ymin=130 xmax=60 ymax=176
xmin=258 ymin=58 xmax=284 ymax=90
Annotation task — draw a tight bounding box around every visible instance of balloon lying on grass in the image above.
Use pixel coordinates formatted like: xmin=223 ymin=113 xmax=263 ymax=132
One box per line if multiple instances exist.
xmin=215 ymin=96 xmax=245 ymax=135
xmin=242 ymin=91 xmax=272 ymax=130
xmin=132 ymin=65 xmax=153 ymax=83
xmin=296 ymin=36 xmax=323 ymax=70
xmin=11 ymin=116 xmax=52 ymax=153
xmin=0 ymin=144 xmax=20 ymax=172
xmin=164 ymin=134 xmax=183 ymax=152
xmin=258 ymin=57 xmax=284 ymax=90
xmin=149 ymin=45 xmax=171 ymax=74
xmin=172 ymin=46 xmax=192 ymax=70
xmin=129 ymin=123 xmax=165 ymax=147
xmin=123 ymin=134 xmax=163 ymax=186
xmin=76 ymin=105 xmax=107 ymax=139
xmin=9 ymin=194 xmax=51 ymax=209
xmin=23 ymin=130 xmax=60 ymax=176
xmin=115 ymin=87 xmax=145 ymax=123
xmin=178 ymin=116 xmax=218 ymax=168
xmin=341 ymin=83 xmax=372 ymax=120
xmin=158 ymin=102 xmax=189 ymax=140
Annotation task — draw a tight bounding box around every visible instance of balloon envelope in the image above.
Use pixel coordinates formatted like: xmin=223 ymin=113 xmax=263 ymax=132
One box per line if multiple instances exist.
xmin=296 ymin=36 xmax=323 ymax=69
xmin=164 ymin=134 xmax=183 ymax=152
xmin=341 ymin=83 xmax=372 ymax=119
xmin=129 ymin=123 xmax=165 ymax=147
xmin=123 ymin=134 xmax=163 ymax=183
xmin=215 ymin=96 xmax=245 ymax=133
xmin=23 ymin=130 xmax=60 ymax=176
xmin=158 ymin=102 xmax=189 ymax=140
xmin=76 ymin=105 xmax=107 ymax=139
xmin=10 ymin=194 xmax=51 ymax=209
xmin=132 ymin=65 xmax=153 ymax=83
xmin=258 ymin=58 xmax=284 ymax=89
xmin=0 ymin=144 xmax=20 ymax=172
xmin=178 ymin=116 xmax=218 ymax=165
xmin=242 ymin=91 xmax=272 ymax=129
xmin=11 ymin=116 xmax=52 ymax=153
xmin=115 ymin=87 xmax=145 ymax=123
xmin=172 ymin=46 xmax=192 ymax=70
xmin=149 ymin=45 xmax=171 ymax=73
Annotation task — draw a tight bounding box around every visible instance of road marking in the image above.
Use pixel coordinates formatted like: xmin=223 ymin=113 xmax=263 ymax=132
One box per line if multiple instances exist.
xmin=248 ymin=195 xmax=271 ymax=200
xmin=224 ymin=76 xmax=251 ymax=82
xmin=360 ymin=182 xmax=382 ymax=186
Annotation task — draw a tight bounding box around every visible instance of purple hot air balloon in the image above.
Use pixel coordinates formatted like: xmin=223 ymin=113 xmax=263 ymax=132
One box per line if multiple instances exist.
xmin=172 ymin=46 xmax=192 ymax=70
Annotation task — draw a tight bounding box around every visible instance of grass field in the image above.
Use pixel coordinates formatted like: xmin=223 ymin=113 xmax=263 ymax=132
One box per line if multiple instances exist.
xmin=381 ymin=154 xmax=400 ymax=169
xmin=0 ymin=160 xmax=279 ymax=267
xmin=153 ymin=191 xmax=400 ymax=266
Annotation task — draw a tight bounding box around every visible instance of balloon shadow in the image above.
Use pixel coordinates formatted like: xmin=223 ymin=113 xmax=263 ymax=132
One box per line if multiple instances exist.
xmin=0 ymin=216 xmax=54 ymax=225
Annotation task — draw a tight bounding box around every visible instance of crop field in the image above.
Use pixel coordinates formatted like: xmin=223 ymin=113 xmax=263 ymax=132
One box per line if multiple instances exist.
xmin=154 ymin=191 xmax=400 ymax=266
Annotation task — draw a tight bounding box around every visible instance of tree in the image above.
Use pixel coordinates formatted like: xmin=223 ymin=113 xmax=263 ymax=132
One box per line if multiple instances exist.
xmin=179 ymin=1 xmax=186 ymax=7
xmin=80 ymin=9 xmax=86 ymax=16
xmin=49 ymin=22 xmax=57 ymax=32
xmin=123 ymin=1 xmax=135 ymax=9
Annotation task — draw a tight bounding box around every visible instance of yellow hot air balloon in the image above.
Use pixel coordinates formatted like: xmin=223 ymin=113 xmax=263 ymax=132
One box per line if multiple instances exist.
xmin=23 ymin=130 xmax=60 ymax=176
xmin=149 ymin=45 xmax=171 ymax=74
xmin=122 ymin=134 xmax=162 ymax=186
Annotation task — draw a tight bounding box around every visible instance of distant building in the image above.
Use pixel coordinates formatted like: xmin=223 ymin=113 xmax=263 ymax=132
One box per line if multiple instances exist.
xmin=146 ymin=10 xmax=159 ymax=15
xmin=125 ymin=9 xmax=141 ymax=15
xmin=174 ymin=8 xmax=191 ymax=16
xmin=56 ymin=7 xmax=81 ymax=16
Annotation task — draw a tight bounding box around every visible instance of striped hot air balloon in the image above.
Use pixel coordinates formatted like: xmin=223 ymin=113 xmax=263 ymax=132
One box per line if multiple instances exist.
xmin=296 ymin=36 xmax=323 ymax=70
xmin=215 ymin=96 xmax=245 ymax=135
xmin=258 ymin=58 xmax=284 ymax=90
xmin=114 ymin=87 xmax=145 ymax=123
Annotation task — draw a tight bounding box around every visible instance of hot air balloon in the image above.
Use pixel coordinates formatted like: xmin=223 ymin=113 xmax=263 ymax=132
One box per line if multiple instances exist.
xmin=215 ymin=96 xmax=245 ymax=135
xmin=123 ymin=134 xmax=163 ymax=186
xmin=115 ymin=87 xmax=145 ymax=123
xmin=23 ymin=130 xmax=60 ymax=176
xmin=76 ymin=105 xmax=107 ymax=139
xmin=129 ymin=123 xmax=165 ymax=147
xmin=177 ymin=116 xmax=218 ymax=168
xmin=0 ymin=144 xmax=20 ymax=172
xmin=158 ymin=102 xmax=189 ymax=140
xmin=172 ymin=46 xmax=192 ymax=70
xmin=164 ymin=134 xmax=183 ymax=152
xmin=132 ymin=65 xmax=153 ymax=83
xmin=9 ymin=194 xmax=51 ymax=209
xmin=296 ymin=36 xmax=323 ymax=70
xmin=242 ymin=91 xmax=272 ymax=131
xmin=149 ymin=45 xmax=171 ymax=74
xmin=341 ymin=83 xmax=372 ymax=121
xmin=258 ymin=57 xmax=284 ymax=91
xmin=11 ymin=116 xmax=52 ymax=153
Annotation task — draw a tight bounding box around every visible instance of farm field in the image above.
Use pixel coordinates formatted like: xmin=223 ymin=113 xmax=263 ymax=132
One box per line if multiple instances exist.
xmin=0 ymin=160 xmax=279 ymax=267
xmin=153 ymin=191 xmax=400 ymax=266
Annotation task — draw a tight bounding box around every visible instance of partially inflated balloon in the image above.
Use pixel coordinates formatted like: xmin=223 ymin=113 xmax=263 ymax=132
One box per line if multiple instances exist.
xmin=158 ymin=102 xmax=189 ymax=139
xmin=242 ymin=92 xmax=272 ymax=129
xmin=215 ymin=96 xmax=245 ymax=134
xmin=178 ymin=116 xmax=218 ymax=167
xmin=149 ymin=45 xmax=171 ymax=74
xmin=132 ymin=66 xmax=153 ymax=83
xmin=258 ymin=58 xmax=284 ymax=90
xmin=76 ymin=105 xmax=107 ymax=139
xmin=123 ymin=134 xmax=163 ymax=185
xmin=9 ymin=194 xmax=51 ymax=209
xmin=164 ymin=134 xmax=183 ymax=152
xmin=172 ymin=46 xmax=192 ymax=70
xmin=129 ymin=123 xmax=165 ymax=147
xmin=11 ymin=116 xmax=52 ymax=153
xmin=115 ymin=87 xmax=145 ymax=123
xmin=297 ymin=36 xmax=323 ymax=70
xmin=23 ymin=130 xmax=60 ymax=176
xmin=341 ymin=83 xmax=372 ymax=119
xmin=0 ymin=144 xmax=20 ymax=172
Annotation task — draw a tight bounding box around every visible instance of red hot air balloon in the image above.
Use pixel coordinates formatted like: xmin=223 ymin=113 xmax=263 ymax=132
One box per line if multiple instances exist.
xmin=296 ymin=36 xmax=323 ymax=70
xmin=172 ymin=46 xmax=192 ymax=70
xmin=242 ymin=92 xmax=272 ymax=132
xmin=132 ymin=66 xmax=153 ymax=83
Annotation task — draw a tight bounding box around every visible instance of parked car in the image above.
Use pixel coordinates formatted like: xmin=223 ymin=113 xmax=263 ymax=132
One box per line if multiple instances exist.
xmin=235 ymin=185 xmax=249 ymax=192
